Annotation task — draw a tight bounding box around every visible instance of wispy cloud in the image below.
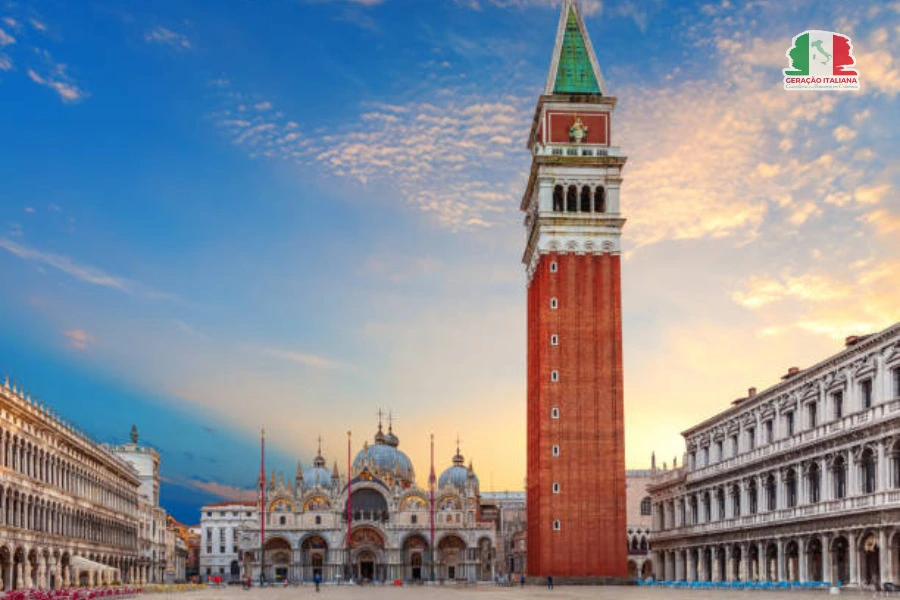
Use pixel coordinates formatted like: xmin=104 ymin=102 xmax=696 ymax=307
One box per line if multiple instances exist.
xmin=261 ymin=347 xmax=348 ymax=370
xmin=164 ymin=476 xmax=256 ymax=502
xmin=27 ymin=64 xmax=86 ymax=102
xmin=0 ymin=27 xmax=15 ymax=46
xmin=144 ymin=26 xmax=192 ymax=51
xmin=0 ymin=237 xmax=173 ymax=299
xmin=64 ymin=329 xmax=95 ymax=351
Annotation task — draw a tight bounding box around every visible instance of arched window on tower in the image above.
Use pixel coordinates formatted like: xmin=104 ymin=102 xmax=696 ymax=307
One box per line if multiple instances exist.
xmin=580 ymin=185 xmax=592 ymax=212
xmin=566 ymin=185 xmax=578 ymax=212
xmin=594 ymin=186 xmax=606 ymax=213
xmin=553 ymin=185 xmax=564 ymax=212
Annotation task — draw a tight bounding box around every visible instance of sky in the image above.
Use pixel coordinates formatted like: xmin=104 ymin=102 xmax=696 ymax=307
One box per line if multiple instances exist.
xmin=0 ymin=0 xmax=898 ymax=524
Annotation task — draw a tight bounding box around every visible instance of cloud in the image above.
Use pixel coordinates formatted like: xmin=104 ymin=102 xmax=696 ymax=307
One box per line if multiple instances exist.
xmin=166 ymin=477 xmax=257 ymax=502
xmin=64 ymin=329 xmax=95 ymax=350
xmin=833 ymin=125 xmax=857 ymax=142
xmin=0 ymin=54 xmax=11 ymax=71
xmin=144 ymin=26 xmax=192 ymax=50
xmin=859 ymin=208 xmax=900 ymax=235
xmin=855 ymin=184 xmax=890 ymax=205
xmin=27 ymin=65 xmax=86 ymax=103
xmin=260 ymin=347 xmax=348 ymax=370
xmin=0 ymin=27 xmax=15 ymax=46
xmin=0 ymin=237 xmax=173 ymax=299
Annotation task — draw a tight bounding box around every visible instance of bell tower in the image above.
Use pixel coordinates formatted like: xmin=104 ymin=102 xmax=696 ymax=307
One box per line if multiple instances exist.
xmin=522 ymin=0 xmax=627 ymax=580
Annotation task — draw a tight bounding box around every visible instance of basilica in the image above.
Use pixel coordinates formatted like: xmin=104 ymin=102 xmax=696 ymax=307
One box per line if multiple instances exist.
xmin=201 ymin=419 xmax=497 ymax=583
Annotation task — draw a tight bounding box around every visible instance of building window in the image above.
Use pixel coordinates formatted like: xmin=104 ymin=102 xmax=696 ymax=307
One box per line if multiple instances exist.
xmin=233 ymin=546 xmax=238 ymax=553
xmin=861 ymin=379 xmax=873 ymax=409
xmin=551 ymin=407 xmax=560 ymax=419
xmin=551 ymin=370 xmax=559 ymax=382
xmin=206 ymin=546 xmax=212 ymax=555
xmin=807 ymin=402 xmax=817 ymax=429
xmin=219 ymin=546 xmax=225 ymax=554
xmin=833 ymin=390 xmax=844 ymax=419
xmin=550 ymin=334 xmax=559 ymax=346
xmin=833 ymin=456 xmax=847 ymax=499
xmin=206 ymin=512 xmax=212 ymax=517
xmin=689 ymin=451 xmax=696 ymax=470
xmin=553 ymin=519 xmax=561 ymax=531
xmin=809 ymin=463 xmax=821 ymax=503
xmin=785 ymin=470 xmax=797 ymax=508
xmin=550 ymin=261 xmax=558 ymax=273
xmin=893 ymin=367 xmax=900 ymax=398
xmin=748 ymin=481 xmax=758 ymax=514
xmin=731 ymin=435 xmax=738 ymax=457
xmin=552 ymin=445 xmax=560 ymax=457
xmin=702 ymin=446 xmax=709 ymax=466
xmin=861 ymin=448 xmax=876 ymax=494
xmin=315 ymin=516 xmax=322 ymax=525
xmin=279 ymin=516 xmax=285 ymax=525
xmin=640 ymin=497 xmax=651 ymax=516
xmin=765 ymin=475 xmax=777 ymax=511
xmin=411 ymin=515 xmax=417 ymax=524
xmin=731 ymin=486 xmax=741 ymax=517
xmin=246 ymin=512 xmax=252 ymax=517
xmin=206 ymin=530 xmax=212 ymax=542
xmin=552 ymin=482 xmax=560 ymax=494
xmin=746 ymin=428 xmax=755 ymax=450
xmin=550 ymin=297 xmax=558 ymax=310
xmin=764 ymin=420 xmax=774 ymax=444
xmin=219 ymin=568 xmax=225 ymax=575
xmin=785 ymin=411 xmax=795 ymax=437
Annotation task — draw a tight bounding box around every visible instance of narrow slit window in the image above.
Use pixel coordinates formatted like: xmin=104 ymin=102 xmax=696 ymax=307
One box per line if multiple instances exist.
xmin=551 ymin=407 xmax=560 ymax=419
xmin=550 ymin=370 xmax=559 ymax=382
xmin=551 ymin=334 xmax=559 ymax=346
xmin=550 ymin=297 xmax=558 ymax=310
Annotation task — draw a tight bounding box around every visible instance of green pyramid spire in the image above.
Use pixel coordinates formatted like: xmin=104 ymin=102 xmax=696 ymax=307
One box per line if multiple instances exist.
xmin=553 ymin=6 xmax=601 ymax=94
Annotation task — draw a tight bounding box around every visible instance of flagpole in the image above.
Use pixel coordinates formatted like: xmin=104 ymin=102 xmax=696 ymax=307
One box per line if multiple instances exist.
xmin=259 ymin=426 xmax=266 ymax=587
xmin=346 ymin=430 xmax=352 ymax=583
xmin=429 ymin=433 xmax=436 ymax=582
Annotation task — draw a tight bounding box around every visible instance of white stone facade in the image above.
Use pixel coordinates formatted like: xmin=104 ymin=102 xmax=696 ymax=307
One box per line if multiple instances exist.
xmin=0 ymin=378 xmax=153 ymax=589
xmin=198 ymin=502 xmax=256 ymax=581
xmin=649 ymin=323 xmax=900 ymax=588
xmin=626 ymin=469 xmax=653 ymax=579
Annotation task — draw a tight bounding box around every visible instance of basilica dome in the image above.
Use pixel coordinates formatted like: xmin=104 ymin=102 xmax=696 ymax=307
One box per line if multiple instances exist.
xmin=353 ymin=423 xmax=415 ymax=483
xmin=438 ymin=445 xmax=478 ymax=489
xmin=301 ymin=441 xmax=334 ymax=488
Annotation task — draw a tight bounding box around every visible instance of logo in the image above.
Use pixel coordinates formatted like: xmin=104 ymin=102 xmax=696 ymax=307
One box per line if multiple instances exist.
xmin=783 ymin=30 xmax=859 ymax=91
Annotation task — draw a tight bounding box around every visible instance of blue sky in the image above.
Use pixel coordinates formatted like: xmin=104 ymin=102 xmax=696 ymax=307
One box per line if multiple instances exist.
xmin=1 ymin=0 xmax=898 ymax=524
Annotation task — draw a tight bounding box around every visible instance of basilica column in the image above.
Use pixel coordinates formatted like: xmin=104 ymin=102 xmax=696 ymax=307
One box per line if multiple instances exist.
xmin=36 ymin=555 xmax=46 ymax=589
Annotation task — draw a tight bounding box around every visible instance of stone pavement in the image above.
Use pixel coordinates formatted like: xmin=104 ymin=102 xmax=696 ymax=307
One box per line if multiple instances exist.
xmin=150 ymin=584 xmax=877 ymax=600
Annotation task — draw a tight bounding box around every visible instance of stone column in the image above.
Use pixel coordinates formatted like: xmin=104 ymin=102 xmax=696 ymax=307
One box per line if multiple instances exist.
xmin=776 ymin=539 xmax=785 ymax=582
xmin=675 ymin=550 xmax=684 ymax=581
xmin=799 ymin=539 xmax=808 ymax=583
xmin=880 ymin=529 xmax=891 ymax=586
xmin=742 ymin=543 xmax=752 ymax=581
xmin=36 ymin=555 xmax=46 ymax=589
xmin=711 ymin=547 xmax=720 ymax=582
xmin=16 ymin=563 xmax=24 ymax=590
xmin=848 ymin=531 xmax=858 ymax=586
xmin=878 ymin=439 xmax=887 ymax=492
xmin=725 ymin=546 xmax=734 ymax=582
xmin=822 ymin=534 xmax=832 ymax=584
xmin=686 ymin=549 xmax=695 ymax=582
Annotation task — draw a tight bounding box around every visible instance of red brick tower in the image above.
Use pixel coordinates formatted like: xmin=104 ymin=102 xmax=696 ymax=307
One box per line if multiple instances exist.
xmin=522 ymin=0 xmax=627 ymax=581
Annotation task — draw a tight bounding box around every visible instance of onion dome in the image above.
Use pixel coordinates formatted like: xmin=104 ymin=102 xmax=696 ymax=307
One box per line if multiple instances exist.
xmin=438 ymin=439 xmax=473 ymax=489
xmin=384 ymin=422 xmax=399 ymax=448
xmin=353 ymin=418 xmax=415 ymax=483
xmin=303 ymin=438 xmax=333 ymax=488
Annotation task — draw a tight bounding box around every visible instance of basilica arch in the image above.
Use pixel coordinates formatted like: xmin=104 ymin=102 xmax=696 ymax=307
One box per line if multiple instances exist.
xmin=349 ymin=526 xmax=386 ymax=582
xmin=437 ymin=534 xmax=466 ymax=581
xmin=401 ymin=534 xmax=428 ymax=581
xmin=299 ymin=535 xmax=328 ymax=581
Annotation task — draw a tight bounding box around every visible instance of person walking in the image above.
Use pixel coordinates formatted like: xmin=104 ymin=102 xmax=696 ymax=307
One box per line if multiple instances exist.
xmin=314 ymin=573 xmax=321 ymax=593
xmin=520 ymin=574 xmax=525 ymax=587
xmin=547 ymin=575 xmax=553 ymax=590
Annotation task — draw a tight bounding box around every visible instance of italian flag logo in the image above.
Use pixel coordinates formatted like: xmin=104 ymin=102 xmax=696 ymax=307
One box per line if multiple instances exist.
xmin=783 ymin=30 xmax=860 ymax=91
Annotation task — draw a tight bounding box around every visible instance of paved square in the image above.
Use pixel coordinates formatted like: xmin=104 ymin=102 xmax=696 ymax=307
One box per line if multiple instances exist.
xmin=161 ymin=585 xmax=850 ymax=600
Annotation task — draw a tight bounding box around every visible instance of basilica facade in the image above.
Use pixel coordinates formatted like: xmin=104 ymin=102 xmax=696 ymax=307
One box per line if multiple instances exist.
xmin=203 ymin=421 xmax=496 ymax=583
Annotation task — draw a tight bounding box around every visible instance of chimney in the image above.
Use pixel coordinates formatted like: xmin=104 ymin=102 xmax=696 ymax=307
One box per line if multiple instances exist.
xmin=782 ymin=367 xmax=801 ymax=380
xmin=748 ymin=387 xmax=757 ymax=397
xmin=845 ymin=335 xmax=859 ymax=347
